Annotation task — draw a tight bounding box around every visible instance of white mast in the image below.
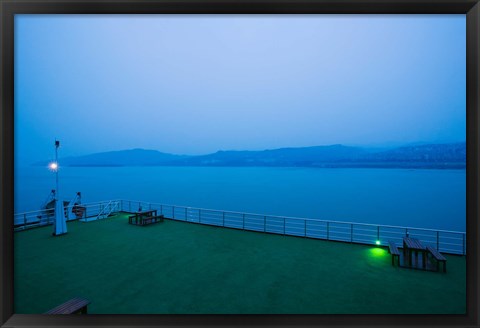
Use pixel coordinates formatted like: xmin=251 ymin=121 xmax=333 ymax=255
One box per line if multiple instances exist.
xmin=52 ymin=139 xmax=67 ymax=236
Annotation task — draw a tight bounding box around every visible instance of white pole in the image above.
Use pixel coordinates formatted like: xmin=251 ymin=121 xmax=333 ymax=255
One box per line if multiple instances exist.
xmin=53 ymin=139 xmax=67 ymax=236
xmin=55 ymin=141 xmax=59 ymax=199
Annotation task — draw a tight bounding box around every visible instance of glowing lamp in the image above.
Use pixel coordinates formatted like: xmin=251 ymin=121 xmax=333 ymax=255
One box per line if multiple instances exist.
xmin=49 ymin=162 xmax=58 ymax=171
xmin=375 ymin=240 xmax=381 ymax=245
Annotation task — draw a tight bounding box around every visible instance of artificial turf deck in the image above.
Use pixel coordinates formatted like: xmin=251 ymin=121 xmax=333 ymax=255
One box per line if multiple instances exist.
xmin=14 ymin=213 xmax=466 ymax=314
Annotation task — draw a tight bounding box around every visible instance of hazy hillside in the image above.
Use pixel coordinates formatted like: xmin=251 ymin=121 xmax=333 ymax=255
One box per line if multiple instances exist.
xmin=357 ymin=143 xmax=466 ymax=163
xmin=33 ymin=149 xmax=189 ymax=167
xmin=32 ymin=142 xmax=466 ymax=169
xmin=173 ymin=144 xmax=368 ymax=166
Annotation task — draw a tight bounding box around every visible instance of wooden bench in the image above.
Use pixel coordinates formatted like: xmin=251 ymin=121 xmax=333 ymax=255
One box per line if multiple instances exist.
xmin=140 ymin=215 xmax=164 ymax=226
xmin=45 ymin=297 xmax=90 ymax=314
xmin=426 ymin=246 xmax=447 ymax=273
xmin=388 ymin=241 xmax=400 ymax=266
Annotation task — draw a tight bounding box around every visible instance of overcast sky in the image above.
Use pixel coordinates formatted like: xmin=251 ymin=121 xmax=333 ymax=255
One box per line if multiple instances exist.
xmin=15 ymin=14 xmax=466 ymax=163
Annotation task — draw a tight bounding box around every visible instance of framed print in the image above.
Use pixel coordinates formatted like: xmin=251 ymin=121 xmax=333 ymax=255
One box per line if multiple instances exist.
xmin=1 ymin=1 xmax=479 ymax=327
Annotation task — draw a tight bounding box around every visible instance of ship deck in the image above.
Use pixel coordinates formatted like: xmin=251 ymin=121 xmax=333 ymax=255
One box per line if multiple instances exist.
xmin=14 ymin=212 xmax=466 ymax=314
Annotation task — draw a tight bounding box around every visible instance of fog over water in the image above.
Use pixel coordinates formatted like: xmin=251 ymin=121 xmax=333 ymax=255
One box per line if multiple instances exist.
xmin=15 ymin=15 xmax=465 ymax=163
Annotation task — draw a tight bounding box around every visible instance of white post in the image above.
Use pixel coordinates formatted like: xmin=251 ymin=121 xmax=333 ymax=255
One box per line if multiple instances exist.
xmin=53 ymin=139 xmax=67 ymax=236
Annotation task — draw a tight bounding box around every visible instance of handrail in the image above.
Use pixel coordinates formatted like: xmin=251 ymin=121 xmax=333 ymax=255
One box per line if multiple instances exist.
xmin=99 ymin=200 xmax=120 ymax=219
xmin=14 ymin=198 xmax=466 ymax=255
xmin=14 ymin=199 xmax=122 ymax=216
xmin=13 ymin=199 xmax=123 ymax=229
xmin=120 ymin=199 xmax=466 ymax=255
xmin=119 ymin=199 xmax=466 ymax=234
xmin=96 ymin=200 xmax=113 ymax=220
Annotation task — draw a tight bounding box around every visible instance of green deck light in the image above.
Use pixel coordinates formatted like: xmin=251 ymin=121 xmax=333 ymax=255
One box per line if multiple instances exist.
xmin=375 ymin=240 xmax=381 ymax=245
xmin=369 ymin=247 xmax=387 ymax=257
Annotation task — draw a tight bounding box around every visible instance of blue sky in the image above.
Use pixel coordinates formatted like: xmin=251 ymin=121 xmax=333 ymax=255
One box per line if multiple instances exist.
xmin=15 ymin=15 xmax=466 ymax=163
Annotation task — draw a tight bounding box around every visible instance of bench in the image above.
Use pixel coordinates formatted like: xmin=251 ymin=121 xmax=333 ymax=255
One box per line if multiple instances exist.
xmin=140 ymin=215 xmax=164 ymax=226
xmin=45 ymin=297 xmax=90 ymax=314
xmin=388 ymin=241 xmax=400 ymax=266
xmin=426 ymin=246 xmax=447 ymax=273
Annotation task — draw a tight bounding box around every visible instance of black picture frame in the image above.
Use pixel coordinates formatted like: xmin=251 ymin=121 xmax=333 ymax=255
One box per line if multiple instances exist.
xmin=1 ymin=1 xmax=479 ymax=327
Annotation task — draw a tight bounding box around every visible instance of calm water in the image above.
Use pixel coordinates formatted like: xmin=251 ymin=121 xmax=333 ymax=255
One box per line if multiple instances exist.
xmin=14 ymin=166 xmax=466 ymax=231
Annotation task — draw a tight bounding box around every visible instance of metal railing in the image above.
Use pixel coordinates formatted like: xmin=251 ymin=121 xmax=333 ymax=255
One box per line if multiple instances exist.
xmin=95 ymin=200 xmax=121 ymax=221
xmin=119 ymin=199 xmax=467 ymax=255
xmin=14 ymin=198 xmax=466 ymax=255
xmin=13 ymin=199 xmax=122 ymax=231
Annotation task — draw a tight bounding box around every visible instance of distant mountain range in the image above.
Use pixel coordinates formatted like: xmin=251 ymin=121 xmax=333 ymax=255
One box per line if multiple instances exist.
xmin=36 ymin=149 xmax=188 ymax=167
xmin=33 ymin=142 xmax=466 ymax=169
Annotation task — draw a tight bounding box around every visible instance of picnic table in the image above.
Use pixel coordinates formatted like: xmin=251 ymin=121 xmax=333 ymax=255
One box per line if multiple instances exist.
xmin=403 ymin=237 xmax=427 ymax=269
xmin=128 ymin=210 xmax=157 ymax=225
xmin=128 ymin=210 xmax=164 ymax=226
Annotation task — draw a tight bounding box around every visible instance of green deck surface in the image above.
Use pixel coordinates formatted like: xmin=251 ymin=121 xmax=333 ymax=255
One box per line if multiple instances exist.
xmin=14 ymin=213 xmax=466 ymax=314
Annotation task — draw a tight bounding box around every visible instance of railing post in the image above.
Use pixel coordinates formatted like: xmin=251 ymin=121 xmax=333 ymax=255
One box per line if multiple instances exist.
xmin=351 ymin=224 xmax=353 ymax=243
xmin=160 ymin=205 xmax=163 ymax=215
xmin=185 ymin=207 xmax=188 ymax=221
xmin=327 ymin=222 xmax=329 ymax=240
xmin=24 ymin=214 xmax=27 ymax=227
xmin=129 ymin=201 xmax=131 ymax=212
xmin=406 ymin=228 xmax=408 ymax=237
xmin=283 ymin=218 xmax=286 ymax=235
xmin=264 ymin=216 xmax=267 ymax=232
xmin=199 ymin=209 xmax=202 ymax=223
xmin=463 ymin=233 xmax=465 ymax=255
xmin=304 ymin=219 xmax=307 ymax=237
xmin=377 ymin=226 xmax=380 ymax=242
xmin=223 ymin=212 xmax=225 ymax=227
xmin=149 ymin=203 xmax=152 ymax=210
xmin=436 ymin=231 xmax=440 ymax=251
xmin=243 ymin=214 xmax=245 ymax=230
xmin=173 ymin=206 xmax=175 ymax=219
